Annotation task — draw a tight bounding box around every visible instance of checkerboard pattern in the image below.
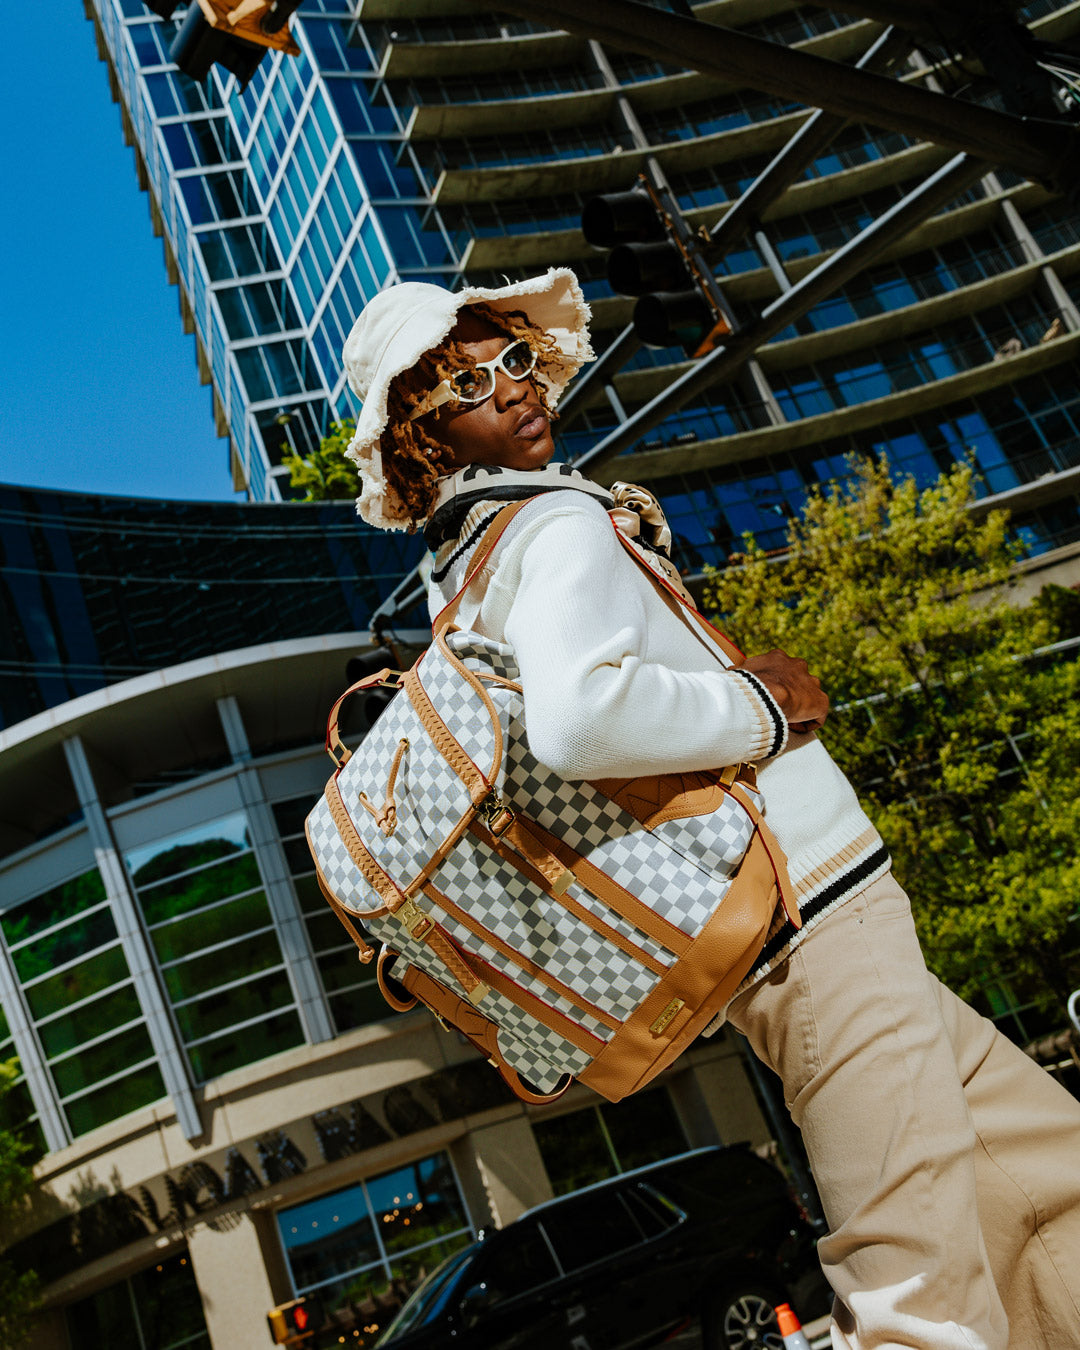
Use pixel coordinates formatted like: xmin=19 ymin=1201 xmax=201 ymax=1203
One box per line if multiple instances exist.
xmin=307 ymin=619 xmax=763 ymax=1094
xmin=417 ymin=643 xmax=499 ymax=781
xmin=438 ymin=837 xmax=658 ymax=1022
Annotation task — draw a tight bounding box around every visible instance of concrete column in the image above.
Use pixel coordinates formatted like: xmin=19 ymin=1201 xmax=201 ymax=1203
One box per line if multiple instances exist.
xmin=216 ymin=697 xmax=335 ymax=1046
xmin=457 ymin=1114 xmax=554 ymax=1229
xmin=665 ymin=1064 xmax=722 ymax=1149
xmin=997 ymin=198 xmax=1080 ymax=332
xmin=187 ymin=1214 xmax=284 ymax=1350
xmin=62 ymin=736 xmax=202 ymax=1142
xmin=691 ymin=1041 xmax=771 ymax=1148
xmin=1038 ymin=265 xmax=1080 ymax=333
xmin=999 ymin=196 xmax=1043 ymax=264
xmin=742 ymin=358 xmax=787 ymax=427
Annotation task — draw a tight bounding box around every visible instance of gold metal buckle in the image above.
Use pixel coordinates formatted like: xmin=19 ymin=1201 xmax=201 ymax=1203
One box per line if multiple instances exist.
xmin=479 ymin=791 xmax=516 ymax=839
xmin=395 ymin=898 xmax=433 ymax=939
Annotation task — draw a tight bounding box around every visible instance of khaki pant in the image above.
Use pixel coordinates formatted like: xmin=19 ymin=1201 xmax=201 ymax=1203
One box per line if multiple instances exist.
xmin=728 ymin=872 xmax=1080 ymax=1349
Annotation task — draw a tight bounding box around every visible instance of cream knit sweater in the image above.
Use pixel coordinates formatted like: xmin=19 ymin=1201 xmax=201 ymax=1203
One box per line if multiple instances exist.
xmin=428 ymin=487 xmax=890 ymax=981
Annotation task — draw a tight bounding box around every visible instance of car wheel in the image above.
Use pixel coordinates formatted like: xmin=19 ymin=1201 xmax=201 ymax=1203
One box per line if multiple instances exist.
xmin=701 ymin=1285 xmax=784 ymax=1350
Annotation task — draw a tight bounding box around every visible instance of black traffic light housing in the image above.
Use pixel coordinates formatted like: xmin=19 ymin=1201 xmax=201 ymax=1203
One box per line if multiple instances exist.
xmin=160 ymin=1 xmax=302 ymax=89
xmin=582 ymin=174 xmax=734 ymax=357
xmin=267 ymin=1295 xmax=322 ymax=1343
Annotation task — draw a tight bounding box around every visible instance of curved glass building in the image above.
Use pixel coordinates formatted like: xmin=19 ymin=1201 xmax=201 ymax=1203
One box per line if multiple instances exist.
xmin=0 ymin=486 xmax=772 ymax=1349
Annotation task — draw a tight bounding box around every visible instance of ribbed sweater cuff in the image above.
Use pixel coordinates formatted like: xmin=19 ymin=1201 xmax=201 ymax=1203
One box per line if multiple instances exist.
xmin=730 ymin=668 xmax=788 ymax=760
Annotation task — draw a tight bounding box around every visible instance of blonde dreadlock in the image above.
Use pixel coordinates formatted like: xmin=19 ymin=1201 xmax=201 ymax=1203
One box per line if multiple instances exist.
xmin=381 ymin=303 xmax=562 ymax=530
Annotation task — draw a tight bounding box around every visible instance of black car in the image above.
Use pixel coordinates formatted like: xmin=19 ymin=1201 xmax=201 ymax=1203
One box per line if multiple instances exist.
xmin=377 ymin=1144 xmax=828 ymax=1350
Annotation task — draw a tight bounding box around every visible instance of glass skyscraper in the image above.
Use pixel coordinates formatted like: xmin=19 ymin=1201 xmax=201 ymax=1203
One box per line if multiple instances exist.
xmin=87 ymin=0 xmax=1080 ymax=568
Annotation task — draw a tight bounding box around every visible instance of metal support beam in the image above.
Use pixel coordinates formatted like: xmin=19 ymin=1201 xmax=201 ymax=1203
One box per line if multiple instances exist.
xmin=559 ymin=24 xmax=908 ymax=437
xmin=556 ymin=320 xmax=642 ymax=427
xmin=491 ymin=0 xmax=1080 ymax=196
xmin=706 ymin=23 xmax=911 ymax=255
xmin=573 ymin=153 xmax=986 ymax=474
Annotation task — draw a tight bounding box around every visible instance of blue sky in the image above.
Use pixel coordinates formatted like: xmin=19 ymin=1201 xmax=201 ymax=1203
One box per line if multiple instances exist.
xmin=0 ymin=7 xmax=241 ymax=502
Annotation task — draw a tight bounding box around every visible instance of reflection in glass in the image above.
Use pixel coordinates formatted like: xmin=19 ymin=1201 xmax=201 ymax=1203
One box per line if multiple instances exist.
xmin=533 ymin=1088 xmax=688 ymax=1196
xmin=126 ymin=813 xmax=302 ymax=1084
xmin=276 ymin=1150 xmax=472 ymax=1336
xmin=65 ymin=1250 xmax=210 ymax=1350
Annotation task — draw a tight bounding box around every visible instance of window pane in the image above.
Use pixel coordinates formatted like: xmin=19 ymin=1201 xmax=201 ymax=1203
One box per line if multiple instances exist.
xmin=531 ymin=1109 xmax=614 ymax=1197
xmin=173 ymin=968 xmax=294 ymax=1043
xmin=601 ymin=1089 xmax=687 ymax=1173
xmin=187 ymin=1007 xmax=303 ymax=1083
xmin=151 ymin=889 xmax=273 ymax=965
xmin=12 ymin=906 xmax=118 ymax=983
xmin=540 ymin=1191 xmax=642 ymax=1271
xmin=1 ymin=868 xmax=105 ymax=946
xmin=277 ymin=1151 xmax=472 ymax=1327
xmin=480 ymin=1224 xmax=558 ymax=1302
xmin=163 ymin=927 xmax=283 ymax=1004
xmin=66 ymin=1251 xmax=209 ymax=1350
xmin=126 ymin=813 xmax=250 ymax=886
xmin=24 ymin=945 xmax=130 ymax=1021
xmin=63 ymin=1063 xmax=166 ymax=1137
xmin=37 ymin=985 xmax=143 ymax=1058
xmin=140 ymin=853 xmax=261 ymax=926
xmin=53 ymin=1024 xmax=157 ymax=1098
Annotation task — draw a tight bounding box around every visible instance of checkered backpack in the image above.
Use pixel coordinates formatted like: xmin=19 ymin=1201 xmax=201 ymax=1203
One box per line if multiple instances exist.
xmin=305 ymin=499 xmax=798 ymax=1105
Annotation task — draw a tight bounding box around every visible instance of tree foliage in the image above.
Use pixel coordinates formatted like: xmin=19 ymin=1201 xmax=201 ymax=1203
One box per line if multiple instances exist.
xmin=0 ymin=1060 xmax=40 ymax=1350
xmin=703 ymin=457 xmax=1080 ymax=1022
xmin=283 ymin=419 xmax=359 ymax=501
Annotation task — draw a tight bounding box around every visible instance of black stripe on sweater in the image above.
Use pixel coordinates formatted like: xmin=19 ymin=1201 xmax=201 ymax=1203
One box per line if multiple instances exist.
xmin=750 ymin=842 xmax=892 ymax=974
xmin=730 ymin=668 xmax=786 ymax=759
xmin=428 ymin=508 xmax=503 ymax=585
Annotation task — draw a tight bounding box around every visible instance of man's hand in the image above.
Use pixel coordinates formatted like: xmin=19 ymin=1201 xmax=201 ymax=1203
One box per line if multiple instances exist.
xmin=739 ymin=649 xmax=829 ymax=732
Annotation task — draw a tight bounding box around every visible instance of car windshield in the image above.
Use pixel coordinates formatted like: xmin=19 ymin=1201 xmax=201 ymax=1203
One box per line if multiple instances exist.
xmin=379 ymin=1242 xmax=480 ymax=1340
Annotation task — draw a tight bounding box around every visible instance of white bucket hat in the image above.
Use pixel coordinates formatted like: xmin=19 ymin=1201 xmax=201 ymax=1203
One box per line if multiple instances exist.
xmin=340 ymin=267 xmax=593 ymax=530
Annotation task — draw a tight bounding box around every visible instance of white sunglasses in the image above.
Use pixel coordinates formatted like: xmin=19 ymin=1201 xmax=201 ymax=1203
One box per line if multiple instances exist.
xmin=408 ymin=339 xmax=538 ymax=421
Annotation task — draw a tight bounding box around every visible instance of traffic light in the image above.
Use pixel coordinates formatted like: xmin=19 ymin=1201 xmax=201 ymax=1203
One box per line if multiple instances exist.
xmin=162 ymin=1 xmax=302 ymax=89
xmin=582 ymin=173 xmax=734 ymax=357
xmin=267 ymin=1295 xmax=322 ymax=1343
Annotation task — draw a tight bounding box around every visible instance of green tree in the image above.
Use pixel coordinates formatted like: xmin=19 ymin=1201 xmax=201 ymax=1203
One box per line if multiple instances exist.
xmin=283 ymin=419 xmax=359 ymax=501
xmin=0 ymin=1060 xmax=40 ymax=1350
xmin=703 ymin=457 xmax=1080 ymax=1022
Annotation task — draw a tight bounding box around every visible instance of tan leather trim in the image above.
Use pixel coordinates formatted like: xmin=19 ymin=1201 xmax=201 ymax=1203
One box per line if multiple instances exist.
xmin=458 ymin=951 xmax=607 ymax=1056
xmin=403 ymin=665 xmax=491 ymax=806
xmin=304 ymin=822 xmax=378 ymax=964
xmin=592 ymin=770 xmax=732 ymax=828
xmin=729 ymin=783 xmax=800 ymax=929
xmin=421 ymin=880 xmax=623 ymax=1032
xmin=466 ymin=821 xmax=668 ymax=977
xmin=324 ymin=774 xmax=401 ymax=911
xmin=376 ymin=948 xmax=416 ymax=1012
xmin=495 ymin=815 xmax=574 ymax=893
xmin=398 ymin=963 xmax=573 ymax=1105
xmin=611 ymin=526 xmax=744 ymax=664
xmin=517 ymin=816 xmax=692 ymax=957
xmin=434 ymin=625 xmax=505 ymax=785
xmin=578 ymin=830 xmax=779 ymax=1102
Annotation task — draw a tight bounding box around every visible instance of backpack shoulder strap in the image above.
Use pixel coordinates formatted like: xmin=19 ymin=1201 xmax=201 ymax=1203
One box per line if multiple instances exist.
xmin=609 ymin=521 xmax=745 ymax=666
xmin=432 ymin=498 xmax=539 ymax=637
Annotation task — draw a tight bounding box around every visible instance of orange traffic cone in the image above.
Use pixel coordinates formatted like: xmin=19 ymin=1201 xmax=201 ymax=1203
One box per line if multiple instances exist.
xmin=775 ymin=1302 xmax=812 ymax=1350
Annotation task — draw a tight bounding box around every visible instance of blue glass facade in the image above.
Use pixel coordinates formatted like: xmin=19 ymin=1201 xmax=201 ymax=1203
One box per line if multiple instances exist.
xmin=0 ymin=485 xmax=424 ymax=731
